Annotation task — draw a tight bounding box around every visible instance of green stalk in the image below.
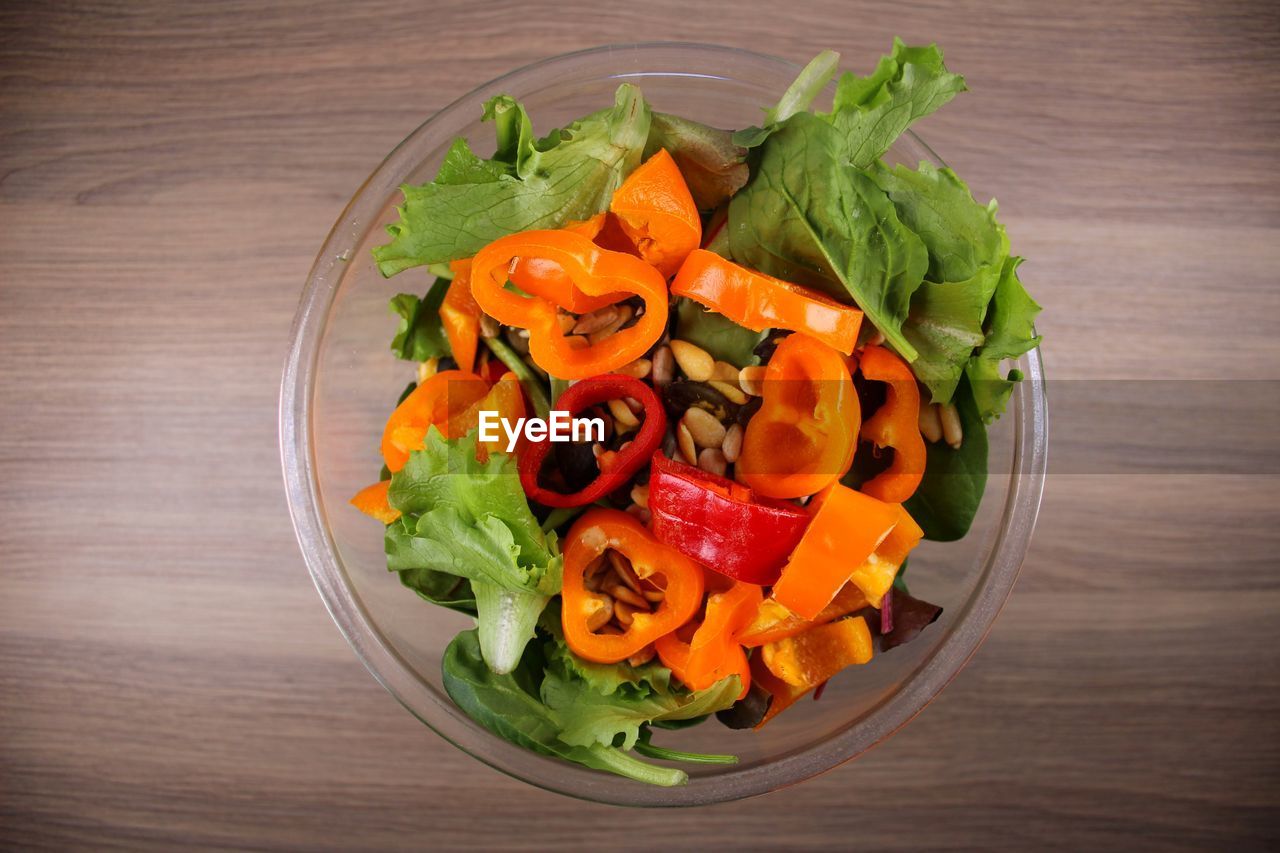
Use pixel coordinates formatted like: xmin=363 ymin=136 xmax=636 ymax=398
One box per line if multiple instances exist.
xmin=540 ymin=506 xmax=585 ymax=534
xmin=483 ymin=336 xmax=552 ymax=421
xmin=549 ymin=375 xmax=571 ymax=407
xmin=634 ymin=742 xmax=740 ymax=765
xmin=587 ymin=746 xmax=687 ymax=787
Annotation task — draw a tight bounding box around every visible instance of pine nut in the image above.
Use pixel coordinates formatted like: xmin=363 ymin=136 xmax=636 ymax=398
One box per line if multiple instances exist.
xmin=721 ymin=422 xmax=743 ymax=463
xmin=677 ymin=421 xmax=698 ymax=465
xmin=698 ymin=448 xmax=728 ymax=477
xmin=652 ymin=345 xmax=675 ymax=388
xmin=616 ymin=358 xmax=652 ymax=379
xmin=556 ymin=312 xmax=576 ymax=334
xmin=711 ymin=360 xmax=739 ymax=383
xmin=627 ymin=645 xmax=656 ymax=667
xmin=738 ymin=365 xmax=767 ymax=396
xmin=417 ymin=357 xmax=439 ymax=384
xmin=630 ymin=483 xmax=650 ymax=509
xmin=608 ymin=397 xmax=640 ymax=431
xmin=571 ymin=305 xmax=619 ymax=336
xmin=919 ymin=403 xmax=944 ymax=443
xmin=613 ymin=599 xmax=637 ymax=627
xmin=709 ymin=379 xmax=748 ymax=405
xmin=479 ymin=314 xmax=500 ymax=339
xmin=682 ymin=407 xmax=726 ymax=448
xmin=939 ymin=402 xmax=963 ymax=449
xmin=609 ymin=583 xmax=648 ymax=609
xmin=670 ymin=340 xmax=714 ymax=382
xmin=585 ymin=592 xmax=613 ymax=632
xmin=609 ymin=551 xmax=644 ymax=594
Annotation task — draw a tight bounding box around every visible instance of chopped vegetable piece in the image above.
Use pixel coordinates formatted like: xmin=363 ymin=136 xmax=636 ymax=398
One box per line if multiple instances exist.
xmin=737 ymin=333 xmax=860 ymax=499
xmin=772 ymin=484 xmax=900 ymax=619
xmin=848 ymin=504 xmax=923 ymax=606
xmin=608 ymin=148 xmax=701 ymax=277
xmin=857 ymin=345 xmax=927 ymax=503
xmin=561 ymin=509 xmax=704 ymax=663
xmin=469 ymin=228 xmax=669 ymax=379
xmin=519 ymin=375 xmax=665 ymax=508
xmin=656 ymin=582 xmax=761 ymax=700
xmin=879 ymin=588 xmax=944 ymax=651
xmin=672 ymin=250 xmax=863 ymax=354
xmin=380 ymin=369 xmax=491 ymax=473
xmin=440 ymin=260 xmax=482 ymax=373
xmin=349 ymin=479 xmax=400 ymax=524
xmin=738 ymin=583 xmax=869 ymax=648
xmin=647 ymin=453 xmax=810 ymax=585
xmin=761 ymin=617 xmax=873 ymax=688
xmin=748 ymin=654 xmax=808 ymax=728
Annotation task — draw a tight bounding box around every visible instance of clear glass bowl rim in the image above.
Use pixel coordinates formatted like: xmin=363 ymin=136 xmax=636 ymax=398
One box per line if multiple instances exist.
xmin=279 ymin=42 xmax=1048 ymax=807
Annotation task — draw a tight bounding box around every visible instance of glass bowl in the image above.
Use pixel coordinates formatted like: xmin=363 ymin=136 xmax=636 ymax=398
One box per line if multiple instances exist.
xmin=280 ymin=43 xmax=1048 ymax=806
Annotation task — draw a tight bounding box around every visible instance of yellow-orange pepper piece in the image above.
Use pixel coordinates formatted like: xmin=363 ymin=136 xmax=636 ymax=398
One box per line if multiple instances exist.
xmin=609 ymin=148 xmax=701 ymax=278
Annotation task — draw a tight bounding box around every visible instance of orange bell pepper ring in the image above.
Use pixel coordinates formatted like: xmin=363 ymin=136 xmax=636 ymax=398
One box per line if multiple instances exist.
xmin=609 ymin=148 xmax=701 ymax=278
xmin=561 ymin=509 xmax=704 ymax=663
xmin=761 ymin=617 xmax=874 ymax=688
xmin=771 ymin=484 xmax=900 ymax=620
xmin=737 ymin=333 xmax=861 ymax=499
xmin=439 ymin=260 xmax=482 ymax=373
xmin=469 ymin=229 xmax=669 ymax=380
xmin=349 ymin=480 xmax=400 ymax=524
xmin=656 ymin=581 xmax=760 ymax=700
xmin=507 ymin=215 xmax=629 ymax=314
xmin=671 ymin=250 xmax=863 ymax=355
xmin=857 ymin=345 xmax=927 ymax=503
xmin=380 ymin=370 xmax=525 ymax=473
xmin=848 ymin=504 xmax=923 ymax=607
xmin=738 ymin=583 xmax=869 ymax=648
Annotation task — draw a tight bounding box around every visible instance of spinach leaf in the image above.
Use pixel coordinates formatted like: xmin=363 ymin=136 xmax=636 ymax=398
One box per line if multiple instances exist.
xmin=966 ymin=257 xmax=1042 ymax=423
xmin=442 ymin=630 xmax=689 ymax=787
xmin=674 ymin=298 xmax=765 ymax=367
xmin=389 ymin=281 xmax=450 ymax=362
xmin=904 ymin=376 xmax=988 ymax=541
xmin=374 ymin=84 xmax=651 ymax=276
xmin=727 ymin=112 xmax=928 ymax=358
xmin=646 ymin=113 xmax=748 ymax=210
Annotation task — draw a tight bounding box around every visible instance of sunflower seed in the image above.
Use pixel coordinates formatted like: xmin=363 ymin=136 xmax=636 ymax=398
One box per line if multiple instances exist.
xmin=572 ymin=305 xmax=619 ymax=336
xmin=652 ymin=345 xmax=675 ymax=387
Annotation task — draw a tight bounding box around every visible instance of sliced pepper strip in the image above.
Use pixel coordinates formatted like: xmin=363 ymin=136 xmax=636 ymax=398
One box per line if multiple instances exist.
xmin=655 ymin=581 xmax=759 ymax=701
xmin=738 ymin=583 xmax=869 ymax=648
xmin=647 ymin=453 xmax=810 ymax=585
xmin=470 ymin=229 xmax=669 ymax=379
xmin=349 ymin=480 xmax=400 ymax=524
xmin=440 ymin=260 xmax=481 ymax=373
xmin=771 ymin=484 xmax=900 ymax=620
xmin=737 ymin=333 xmax=861 ymax=499
xmin=609 ymin=148 xmax=701 ymax=277
xmin=749 ymin=653 xmax=807 ymax=728
xmin=471 ymin=372 xmax=527 ymax=462
xmin=507 ymin=215 xmax=628 ymax=314
xmin=518 ymin=375 xmax=665 ymax=507
xmin=562 ymin=509 xmax=704 ymax=663
xmin=857 ymin=345 xmax=927 ymax=503
xmin=761 ymin=617 xmax=873 ymax=688
xmin=849 ymin=504 xmax=923 ymax=607
xmin=380 ymin=369 xmax=490 ymax=473
xmin=672 ymin=250 xmax=863 ymax=354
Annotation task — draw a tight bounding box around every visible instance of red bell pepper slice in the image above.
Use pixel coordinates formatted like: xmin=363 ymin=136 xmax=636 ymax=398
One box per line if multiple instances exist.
xmin=647 ymin=454 xmax=810 ymax=585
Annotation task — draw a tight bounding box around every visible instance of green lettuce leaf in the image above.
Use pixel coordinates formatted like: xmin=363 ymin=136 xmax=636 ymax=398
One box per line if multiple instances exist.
xmin=900 ymin=266 xmax=1001 ymax=404
xmin=386 ymin=429 xmax=561 ymax=673
xmin=823 ymin=39 xmax=966 ymax=169
xmin=397 ymin=566 xmax=475 ymax=615
xmin=645 ymin=113 xmax=748 ymax=210
xmin=373 ymin=84 xmax=651 ymax=276
xmin=966 ymin=257 xmax=1042 ymax=422
xmin=727 ymin=112 xmax=928 ymax=359
xmin=733 ymin=50 xmax=841 ymax=148
xmin=389 ymin=281 xmax=450 ymax=361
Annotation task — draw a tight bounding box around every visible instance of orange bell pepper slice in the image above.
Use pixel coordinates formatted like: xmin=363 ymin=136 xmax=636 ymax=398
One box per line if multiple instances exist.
xmin=439 ymin=260 xmax=482 ymax=373
xmin=507 ymin=215 xmax=629 ymax=314
xmin=561 ymin=509 xmax=704 ymax=663
xmin=349 ymin=480 xmax=400 ymax=524
xmin=379 ymin=370 xmax=525 ymax=473
xmin=848 ymin=504 xmax=923 ymax=607
xmin=671 ymin=250 xmax=863 ymax=354
xmin=737 ymin=333 xmax=861 ymax=499
xmin=857 ymin=345 xmax=927 ymax=503
xmin=761 ymin=617 xmax=874 ymax=688
xmin=656 ymin=581 xmax=761 ymax=700
xmin=469 ymin=372 xmax=527 ymax=461
xmin=609 ymin=148 xmax=701 ymax=277
xmin=469 ymin=229 xmax=669 ymax=380
xmin=749 ymin=653 xmax=808 ymax=728
xmin=738 ymin=583 xmax=869 ymax=648
xmin=771 ymin=484 xmax=900 ymax=620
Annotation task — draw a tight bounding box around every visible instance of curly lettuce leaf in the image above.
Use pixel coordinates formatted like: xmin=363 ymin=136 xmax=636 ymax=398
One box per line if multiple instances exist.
xmin=966 ymin=257 xmax=1042 ymax=422
xmin=389 ymin=280 xmax=450 ymax=362
xmin=374 ymin=84 xmax=651 ymax=276
xmin=727 ymin=112 xmax=928 ymax=358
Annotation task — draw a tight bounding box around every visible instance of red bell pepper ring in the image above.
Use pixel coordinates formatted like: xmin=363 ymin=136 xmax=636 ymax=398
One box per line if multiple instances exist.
xmin=518 ymin=374 xmax=666 ymax=507
xmin=647 ymin=454 xmax=811 ymax=586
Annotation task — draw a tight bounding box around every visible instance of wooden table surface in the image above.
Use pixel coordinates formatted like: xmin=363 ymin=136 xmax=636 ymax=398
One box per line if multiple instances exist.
xmin=3 ymin=0 xmax=1278 ymax=848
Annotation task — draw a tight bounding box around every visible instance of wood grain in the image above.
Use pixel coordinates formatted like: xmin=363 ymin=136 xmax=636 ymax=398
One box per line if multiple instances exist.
xmin=2 ymin=0 xmax=1278 ymax=848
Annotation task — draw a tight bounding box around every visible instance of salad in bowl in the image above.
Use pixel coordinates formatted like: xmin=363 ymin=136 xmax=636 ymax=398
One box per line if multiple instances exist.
xmin=336 ymin=39 xmax=1042 ymax=789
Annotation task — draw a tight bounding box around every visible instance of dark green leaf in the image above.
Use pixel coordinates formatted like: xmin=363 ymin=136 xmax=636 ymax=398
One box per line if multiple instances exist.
xmin=674 ymin=298 xmax=765 ymax=368
xmin=396 ymin=566 xmax=475 ymax=615
xmin=966 ymin=257 xmax=1042 ymax=423
xmin=903 ymin=376 xmax=988 ymax=541
xmin=389 ymin=281 xmax=450 ymax=361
